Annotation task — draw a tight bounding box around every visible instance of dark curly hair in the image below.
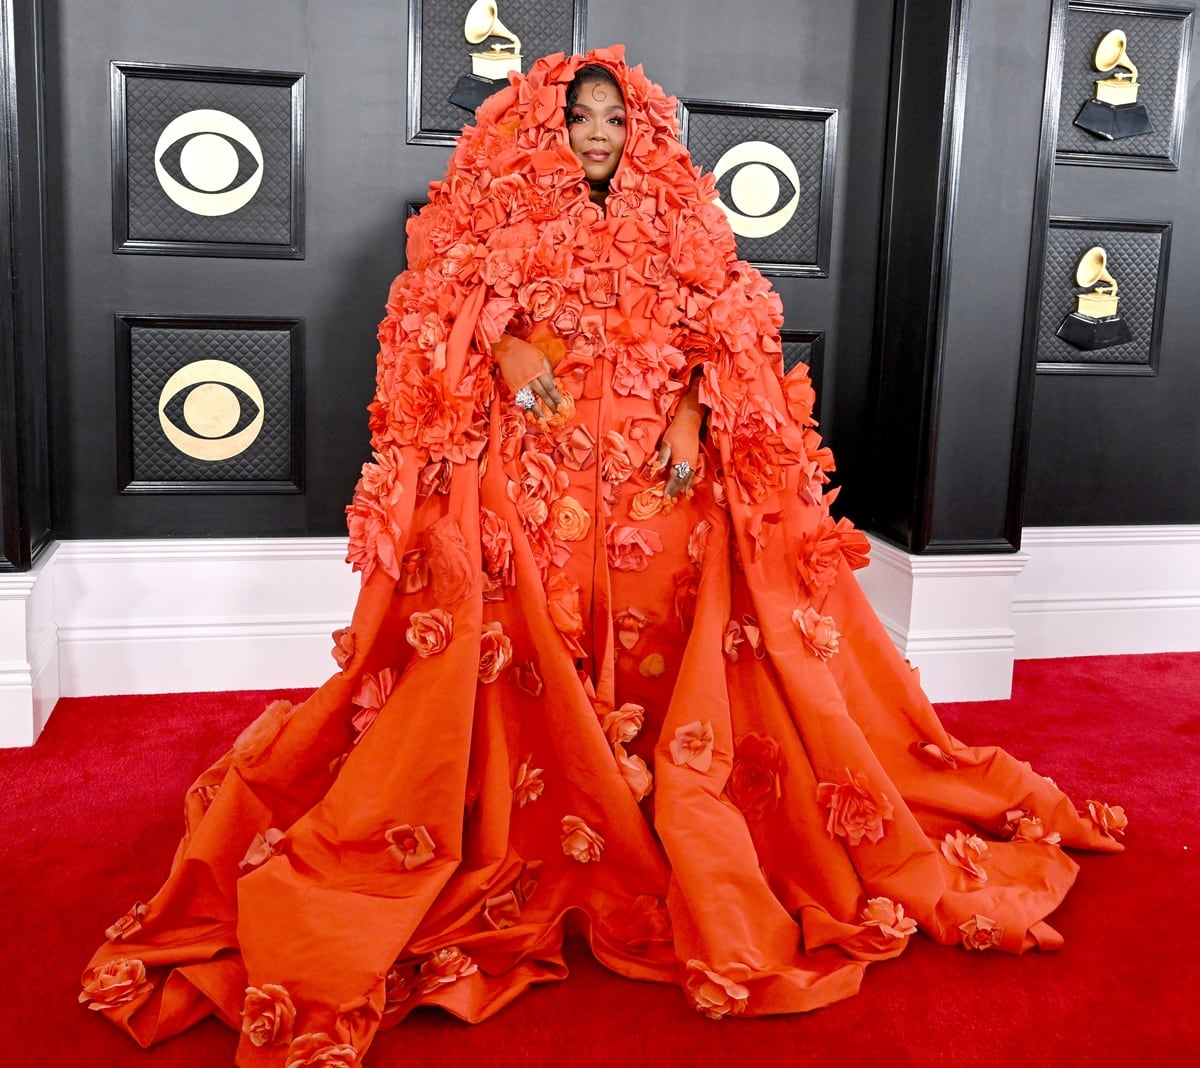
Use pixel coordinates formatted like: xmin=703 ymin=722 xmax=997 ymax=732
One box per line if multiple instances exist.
xmin=565 ymin=63 xmax=624 ymax=110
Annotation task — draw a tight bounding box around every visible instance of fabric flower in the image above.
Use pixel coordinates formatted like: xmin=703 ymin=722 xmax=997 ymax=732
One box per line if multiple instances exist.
xmin=482 ymin=890 xmax=523 ymax=930
xmin=1086 ymin=800 xmax=1128 ymax=838
xmin=385 ymin=824 xmax=436 ymax=870
xmin=417 ymin=947 xmax=479 ymax=995
xmin=480 ymin=508 xmax=515 ymax=590
xmin=669 ymin=721 xmax=715 ymax=773
xmin=959 ymin=914 xmax=1004 ymax=951
xmin=817 ymin=770 xmax=894 ymax=846
xmin=104 ymin=902 xmax=147 ymax=943
xmin=478 ymin=620 xmax=513 ymax=683
xmin=607 ymin=525 xmax=664 ymax=572
xmin=426 ymin=515 xmax=474 ymax=605
xmin=513 ymin=755 xmax=545 ymax=807
xmin=614 ymin=606 xmax=650 ymax=650
xmin=613 ymin=742 xmax=653 ymax=801
xmin=232 ymin=699 xmax=294 ymax=764
xmin=860 ymin=898 xmax=917 ymax=939
xmin=639 ymin=653 xmax=666 ymax=678
xmin=793 ymin=606 xmax=840 ymax=660
xmin=941 ymin=829 xmax=989 ymax=882
xmin=726 ymin=733 xmax=785 ymax=818
xmin=242 ymin=983 xmax=297 ymax=1047
xmin=546 ymin=572 xmax=586 ymax=655
xmin=510 ymin=660 xmax=545 ymax=698
xmin=239 ymin=828 xmax=285 ymax=872
xmin=687 ymin=520 xmax=713 ymax=568
xmin=684 ymin=960 xmax=750 ymax=1020
xmin=350 ymin=668 xmax=396 ymax=741
xmin=628 ymin=485 xmax=669 ymax=521
xmin=561 ymin=815 xmax=605 ymax=863
xmin=330 ymin=626 xmax=356 ymax=670
xmin=284 ymin=1032 xmax=358 ymax=1068
xmin=405 ymin=608 xmax=454 ymax=657
xmin=1003 ymin=809 xmax=1062 ymax=845
xmin=601 ymin=702 xmax=645 ymax=744
xmin=604 ymin=895 xmax=672 ymax=952
xmin=79 ymin=959 xmax=153 ymax=1011
xmin=600 ymin=431 xmax=635 ymax=483
xmin=550 ymin=494 xmax=592 ymax=541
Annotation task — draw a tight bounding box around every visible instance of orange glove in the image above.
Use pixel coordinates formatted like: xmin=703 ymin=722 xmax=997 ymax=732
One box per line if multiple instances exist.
xmin=652 ymin=384 xmax=705 ymax=498
xmin=492 ymin=333 xmax=564 ymax=414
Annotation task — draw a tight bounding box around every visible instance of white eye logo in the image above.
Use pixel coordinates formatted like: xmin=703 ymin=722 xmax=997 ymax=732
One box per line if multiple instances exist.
xmin=154 ymin=109 xmax=264 ymax=217
xmin=158 ymin=359 xmax=265 ymax=461
xmin=712 ymin=140 xmax=801 ymax=239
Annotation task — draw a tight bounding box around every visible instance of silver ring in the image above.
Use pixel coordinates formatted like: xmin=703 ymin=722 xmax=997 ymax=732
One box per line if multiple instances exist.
xmin=514 ymin=386 xmax=537 ymax=411
xmin=672 ymin=460 xmax=692 ymax=480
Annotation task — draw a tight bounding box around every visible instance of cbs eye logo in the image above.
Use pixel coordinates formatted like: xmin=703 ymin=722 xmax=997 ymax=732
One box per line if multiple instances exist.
xmin=154 ymin=109 xmax=264 ymax=217
xmin=158 ymin=359 xmax=265 ymax=461
xmin=712 ymin=140 xmax=801 ymax=239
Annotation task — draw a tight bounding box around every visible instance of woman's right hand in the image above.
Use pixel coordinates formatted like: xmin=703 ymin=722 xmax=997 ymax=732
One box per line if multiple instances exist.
xmin=493 ymin=333 xmax=563 ymax=414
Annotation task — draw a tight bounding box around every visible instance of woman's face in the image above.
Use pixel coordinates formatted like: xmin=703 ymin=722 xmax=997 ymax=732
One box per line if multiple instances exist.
xmin=567 ymin=78 xmax=627 ymax=186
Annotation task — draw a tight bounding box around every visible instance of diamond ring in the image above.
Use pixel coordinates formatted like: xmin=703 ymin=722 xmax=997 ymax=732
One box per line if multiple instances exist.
xmin=514 ymin=386 xmax=537 ymax=411
xmin=672 ymin=460 xmax=692 ymax=480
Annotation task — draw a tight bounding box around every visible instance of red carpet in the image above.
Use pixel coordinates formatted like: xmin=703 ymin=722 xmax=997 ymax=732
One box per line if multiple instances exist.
xmin=2 ymin=653 xmax=1197 ymax=1066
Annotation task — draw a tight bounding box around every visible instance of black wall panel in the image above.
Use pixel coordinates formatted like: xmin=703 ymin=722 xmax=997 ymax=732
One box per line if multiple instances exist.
xmin=42 ymin=0 xmax=895 ymax=541
xmin=1024 ymin=1 xmax=1200 ymax=525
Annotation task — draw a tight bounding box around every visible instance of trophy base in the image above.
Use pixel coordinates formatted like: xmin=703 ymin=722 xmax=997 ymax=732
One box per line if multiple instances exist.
xmin=1074 ymin=99 xmax=1154 ymax=141
xmin=449 ymin=73 xmax=505 ymax=114
xmin=1056 ymin=312 xmax=1133 ymax=351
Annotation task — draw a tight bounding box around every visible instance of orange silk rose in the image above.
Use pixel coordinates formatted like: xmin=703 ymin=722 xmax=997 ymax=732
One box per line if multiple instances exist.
xmin=817 ymin=769 xmax=894 ymax=846
xmin=560 ymin=815 xmax=605 ymax=863
xmin=242 ymin=983 xmax=297 ymax=1048
xmin=405 ymin=608 xmax=454 ymax=657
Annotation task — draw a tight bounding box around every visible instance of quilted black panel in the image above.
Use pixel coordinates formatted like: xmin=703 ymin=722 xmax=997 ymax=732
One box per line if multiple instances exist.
xmin=1035 ymin=222 xmax=1166 ymax=368
xmin=683 ymin=106 xmax=830 ymax=270
xmin=123 ymin=74 xmax=295 ymax=245
xmin=414 ymin=0 xmax=581 ymax=140
xmin=128 ymin=324 xmax=295 ymax=484
xmin=1056 ymin=3 xmax=1190 ymax=161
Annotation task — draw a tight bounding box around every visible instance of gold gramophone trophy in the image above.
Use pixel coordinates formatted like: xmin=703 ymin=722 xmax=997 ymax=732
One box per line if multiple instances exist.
xmin=449 ymin=0 xmax=524 ymax=113
xmin=1074 ymin=29 xmax=1154 ymax=139
xmin=1056 ymin=246 xmax=1134 ymax=350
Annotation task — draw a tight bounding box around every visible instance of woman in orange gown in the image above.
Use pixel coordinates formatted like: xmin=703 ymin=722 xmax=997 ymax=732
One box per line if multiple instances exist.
xmin=80 ymin=46 xmax=1126 ymax=1068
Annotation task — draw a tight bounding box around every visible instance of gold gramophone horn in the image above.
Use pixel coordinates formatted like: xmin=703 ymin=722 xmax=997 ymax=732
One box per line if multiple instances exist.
xmin=464 ymin=0 xmax=521 ymax=53
xmin=1076 ymin=246 xmax=1117 ymax=295
xmin=1095 ymin=29 xmax=1137 ymax=81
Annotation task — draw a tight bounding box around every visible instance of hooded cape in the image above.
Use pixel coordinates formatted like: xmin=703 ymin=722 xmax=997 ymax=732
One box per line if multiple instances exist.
xmin=81 ymin=46 xmax=1124 ymax=1068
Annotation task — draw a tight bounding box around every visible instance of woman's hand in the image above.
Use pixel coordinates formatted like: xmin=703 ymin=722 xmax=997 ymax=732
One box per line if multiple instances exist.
xmin=652 ymin=385 xmax=705 ymax=498
xmin=493 ymin=333 xmax=563 ymax=414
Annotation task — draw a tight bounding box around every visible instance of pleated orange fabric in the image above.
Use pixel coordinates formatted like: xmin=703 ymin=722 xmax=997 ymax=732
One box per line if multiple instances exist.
xmin=80 ymin=46 xmax=1126 ymax=1068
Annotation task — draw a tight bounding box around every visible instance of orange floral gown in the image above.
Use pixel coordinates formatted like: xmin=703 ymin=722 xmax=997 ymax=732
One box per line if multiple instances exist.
xmin=81 ymin=46 xmax=1125 ymax=1068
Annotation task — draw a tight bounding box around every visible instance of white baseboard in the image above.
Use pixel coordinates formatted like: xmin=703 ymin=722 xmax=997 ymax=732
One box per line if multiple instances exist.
xmin=0 ymin=546 xmax=61 ymax=747
xmin=1 ymin=526 xmax=1197 ymax=745
xmin=856 ymin=538 xmax=1029 ymax=702
xmin=1014 ymin=526 xmax=1200 ymax=658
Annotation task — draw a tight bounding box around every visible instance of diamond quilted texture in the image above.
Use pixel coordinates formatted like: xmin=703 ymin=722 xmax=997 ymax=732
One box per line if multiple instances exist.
xmin=782 ymin=339 xmax=815 ymax=375
xmin=128 ymin=324 xmax=296 ymax=484
xmin=684 ymin=107 xmax=829 ymax=269
xmin=1056 ymin=5 xmax=1188 ymax=159
xmin=415 ymin=0 xmax=579 ymax=139
xmin=123 ymin=73 xmax=295 ymax=245
xmin=1035 ymin=222 xmax=1165 ymax=368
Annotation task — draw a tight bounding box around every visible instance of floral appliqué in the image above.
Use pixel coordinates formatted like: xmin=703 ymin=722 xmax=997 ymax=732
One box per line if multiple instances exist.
xmin=816 ymin=770 xmax=894 ymax=846
xmin=561 ymin=815 xmax=605 ymax=863
xmin=1086 ymin=800 xmax=1128 ymax=839
xmin=79 ymin=958 xmax=153 ymax=1011
xmin=959 ymin=914 xmax=1004 ymax=951
xmin=684 ymin=960 xmax=750 ymax=1019
xmin=941 ymin=829 xmax=989 ymax=882
xmin=861 ymin=897 xmax=917 ymax=939
xmin=242 ymin=983 xmax=297 ymax=1048
xmin=385 ymin=824 xmax=436 ymax=870
xmin=669 ymin=721 xmax=715 ymax=772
